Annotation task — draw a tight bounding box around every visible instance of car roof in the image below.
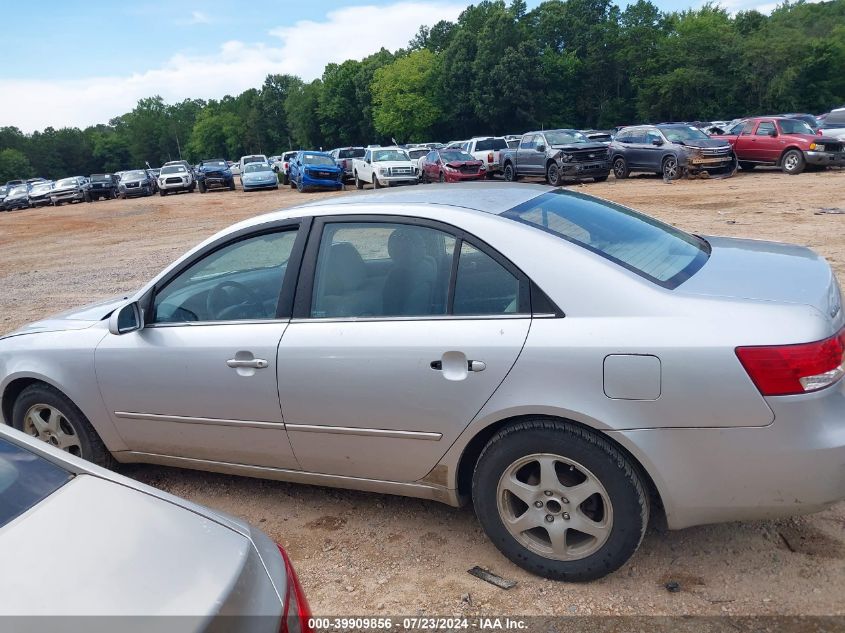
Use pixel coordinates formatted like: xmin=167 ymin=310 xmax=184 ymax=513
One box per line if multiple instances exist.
xmin=298 ymin=182 xmax=551 ymax=216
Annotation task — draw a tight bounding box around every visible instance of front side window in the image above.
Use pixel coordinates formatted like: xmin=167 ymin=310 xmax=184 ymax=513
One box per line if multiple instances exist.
xmin=153 ymin=230 xmax=297 ymax=323
xmin=519 ymin=135 xmax=536 ymax=150
xmin=0 ymin=437 xmax=72 ymax=528
xmin=504 ymin=190 xmax=709 ymax=289
xmin=645 ymin=130 xmax=663 ymax=145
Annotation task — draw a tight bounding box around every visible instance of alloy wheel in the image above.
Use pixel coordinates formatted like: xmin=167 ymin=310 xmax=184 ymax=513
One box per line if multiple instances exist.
xmin=23 ymin=403 xmax=82 ymax=456
xmin=496 ymin=453 xmax=613 ymax=561
xmin=663 ymin=157 xmax=678 ymax=180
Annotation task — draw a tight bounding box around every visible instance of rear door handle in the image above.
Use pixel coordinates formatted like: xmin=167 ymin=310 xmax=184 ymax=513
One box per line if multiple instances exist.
xmin=227 ymin=358 xmax=268 ymax=369
xmin=430 ymin=360 xmax=486 ymax=372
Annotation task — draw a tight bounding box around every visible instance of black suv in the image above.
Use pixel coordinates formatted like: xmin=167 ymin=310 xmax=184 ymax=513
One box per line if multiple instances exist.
xmin=195 ymin=159 xmax=236 ymax=193
xmin=86 ymin=174 xmax=119 ymax=201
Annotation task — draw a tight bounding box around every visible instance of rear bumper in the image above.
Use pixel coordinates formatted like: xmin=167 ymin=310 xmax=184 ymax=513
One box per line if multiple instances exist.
xmin=805 ymin=151 xmax=845 ymax=167
xmin=614 ymin=379 xmax=845 ymax=529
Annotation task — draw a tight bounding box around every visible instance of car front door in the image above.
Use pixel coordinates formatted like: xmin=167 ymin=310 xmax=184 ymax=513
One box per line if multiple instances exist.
xmin=517 ymin=135 xmax=538 ymax=174
xmin=95 ymin=222 xmax=308 ymax=469
xmin=751 ymin=120 xmax=780 ymax=162
xmin=640 ymin=129 xmax=666 ymax=171
xmin=276 ymin=217 xmax=531 ymax=482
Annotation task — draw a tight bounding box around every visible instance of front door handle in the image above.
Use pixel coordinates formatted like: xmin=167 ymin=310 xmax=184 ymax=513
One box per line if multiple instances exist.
xmin=227 ymin=358 xmax=268 ymax=369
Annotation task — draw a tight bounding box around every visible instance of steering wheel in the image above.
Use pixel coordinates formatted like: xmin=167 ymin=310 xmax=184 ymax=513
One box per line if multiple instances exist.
xmin=206 ymin=281 xmax=266 ymax=321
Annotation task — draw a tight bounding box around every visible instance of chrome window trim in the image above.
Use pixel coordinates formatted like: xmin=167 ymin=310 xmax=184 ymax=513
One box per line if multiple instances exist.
xmin=114 ymin=412 xmax=283 ymax=430
xmin=143 ymin=318 xmax=291 ymax=328
xmin=285 ymin=423 xmax=442 ymax=441
xmin=289 ymin=314 xmax=532 ymax=324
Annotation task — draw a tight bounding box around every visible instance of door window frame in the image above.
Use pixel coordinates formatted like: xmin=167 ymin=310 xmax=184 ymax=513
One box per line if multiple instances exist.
xmin=140 ymin=217 xmax=312 ymax=327
xmin=291 ymin=215 xmax=555 ymax=321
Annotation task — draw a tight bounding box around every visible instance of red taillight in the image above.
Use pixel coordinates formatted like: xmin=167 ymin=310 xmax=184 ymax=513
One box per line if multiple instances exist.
xmin=487 ymin=152 xmax=494 ymax=163
xmin=278 ymin=544 xmax=313 ymax=633
xmin=736 ymin=327 xmax=845 ymax=396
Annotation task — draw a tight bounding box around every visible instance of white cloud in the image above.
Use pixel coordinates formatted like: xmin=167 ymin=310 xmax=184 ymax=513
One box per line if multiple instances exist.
xmin=710 ymin=0 xmax=821 ymax=14
xmin=187 ymin=10 xmax=211 ymax=25
xmin=1 ymin=2 xmax=466 ymax=133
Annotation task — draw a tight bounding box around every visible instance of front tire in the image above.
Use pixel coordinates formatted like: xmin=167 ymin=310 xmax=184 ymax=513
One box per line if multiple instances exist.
xmin=546 ymin=162 xmax=564 ymax=187
xmin=472 ymin=419 xmax=648 ymax=581
xmin=373 ymin=176 xmax=382 ymax=189
xmin=781 ymin=149 xmax=805 ymax=175
xmin=612 ymin=157 xmax=629 ymax=179
xmin=662 ymin=156 xmax=680 ymax=180
xmin=12 ymin=383 xmax=114 ymax=468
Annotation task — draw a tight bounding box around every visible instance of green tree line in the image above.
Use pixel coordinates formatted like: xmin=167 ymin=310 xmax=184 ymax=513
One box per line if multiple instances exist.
xmin=2 ymin=0 xmax=843 ymax=182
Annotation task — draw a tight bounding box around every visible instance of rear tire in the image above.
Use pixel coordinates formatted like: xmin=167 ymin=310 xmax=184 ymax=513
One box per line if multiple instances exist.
xmin=159 ymin=189 xmax=167 ymax=196
xmin=373 ymin=176 xmax=382 ymax=189
xmin=503 ymin=163 xmax=517 ymax=182
xmin=472 ymin=419 xmax=648 ymax=582
xmin=781 ymin=149 xmax=805 ymax=175
xmin=12 ymin=383 xmax=115 ymax=469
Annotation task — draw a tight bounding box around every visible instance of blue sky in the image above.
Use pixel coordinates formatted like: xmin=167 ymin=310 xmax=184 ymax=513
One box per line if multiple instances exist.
xmin=1 ymin=0 xmax=766 ymax=131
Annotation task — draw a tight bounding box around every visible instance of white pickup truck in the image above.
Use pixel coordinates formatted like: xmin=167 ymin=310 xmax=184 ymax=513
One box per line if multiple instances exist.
xmin=352 ymin=147 xmax=419 ymax=189
xmin=458 ymin=136 xmax=508 ymax=176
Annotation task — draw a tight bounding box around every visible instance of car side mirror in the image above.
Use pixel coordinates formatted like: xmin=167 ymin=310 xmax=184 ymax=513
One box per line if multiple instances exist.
xmin=108 ymin=301 xmax=143 ymax=335
xmin=536 ymin=145 xmax=546 ymax=152
xmin=651 ymin=139 xmax=664 ymax=146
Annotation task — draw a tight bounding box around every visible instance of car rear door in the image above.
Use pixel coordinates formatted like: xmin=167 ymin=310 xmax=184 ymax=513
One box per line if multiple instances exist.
xmin=276 ymin=217 xmax=531 ymax=483
xmin=95 ymin=221 xmax=309 ymax=470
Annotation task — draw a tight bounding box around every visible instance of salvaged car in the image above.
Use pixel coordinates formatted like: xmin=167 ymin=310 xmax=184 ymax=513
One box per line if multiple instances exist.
xmin=289 ymin=151 xmax=342 ymax=193
xmin=196 ymin=159 xmax=236 ymax=193
xmin=157 ymin=165 xmax=196 ymax=196
xmin=0 ymin=425 xmax=311 ymax=630
xmin=711 ymin=117 xmax=844 ymax=174
xmin=1 ymin=183 xmax=31 ymax=211
xmin=352 ymin=146 xmax=418 ymax=189
xmin=26 ymin=181 xmax=55 ymax=208
xmin=329 ymin=147 xmax=366 ymax=182
xmin=3 ymin=183 xmax=843 ymax=583
xmin=458 ymin=137 xmax=509 ymax=177
xmin=117 ymin=170 xmax=155 ymax=198
xmin=611 ymin=124 xmax=736 ymax=180
xmin=86 ymin=174 xmax=119 ymax=201
xmin=500 ymin=130 xmax=611 ymax=185
xmin=242 ymin=162 xmax=280 ymax=192
xmin=420 ymin=148 xmax=486 ymax=183
xmin=50 ymin=177 xmax=88 ymax=206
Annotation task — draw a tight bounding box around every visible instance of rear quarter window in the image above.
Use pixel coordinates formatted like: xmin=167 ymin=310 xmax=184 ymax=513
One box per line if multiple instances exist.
xmin=503 ymin=190 xmax=709 ymax=289
xmin=0 ymin=437 xmax=73 ymax=527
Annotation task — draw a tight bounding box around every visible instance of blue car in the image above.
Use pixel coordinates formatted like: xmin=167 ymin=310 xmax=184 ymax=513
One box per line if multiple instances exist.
xmin=289 ymin=151 xmax=343 ymax=193
xmin=241 ymin=162 xmax=278 ymax=192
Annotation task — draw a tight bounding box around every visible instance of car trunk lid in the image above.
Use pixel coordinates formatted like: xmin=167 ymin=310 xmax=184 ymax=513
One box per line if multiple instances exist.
xmin=677 ymin=236 xmax=842 ymax=328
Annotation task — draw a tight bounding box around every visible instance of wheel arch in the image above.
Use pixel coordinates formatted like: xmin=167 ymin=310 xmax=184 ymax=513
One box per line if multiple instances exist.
xmin=777 ymin=146 xmax=804 ymax=164
xmin=452 ymin=413 xmax=666 ymax=525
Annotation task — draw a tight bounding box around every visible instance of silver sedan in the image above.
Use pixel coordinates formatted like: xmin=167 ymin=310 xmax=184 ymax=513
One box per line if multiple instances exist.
xmin=1 ymin=183 xmax=843 ymax=581
xmin=0 ymin=424 xmax=310 ymax=629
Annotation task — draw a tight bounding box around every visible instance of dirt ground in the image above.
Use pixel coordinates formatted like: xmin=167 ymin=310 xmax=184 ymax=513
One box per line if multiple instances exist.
xmin=1 ymin=170 xmax=844 ymax=618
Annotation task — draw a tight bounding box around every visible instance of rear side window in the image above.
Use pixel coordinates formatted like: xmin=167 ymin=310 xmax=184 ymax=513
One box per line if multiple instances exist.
xmin=503 ymin=191 xmax=709 ymax=289
xmin=0 ymin=437 xmax=73 ymax=528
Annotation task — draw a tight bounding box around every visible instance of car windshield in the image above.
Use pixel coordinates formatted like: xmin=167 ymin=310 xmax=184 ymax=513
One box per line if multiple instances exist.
xmin=372 ymin=149 xmax=409 ymax=162
xmin=31 ymin=183 xmax=52 ymax=193
xmin=9 ymin=185 xmax=27 ymax=195
xmin=161 ymin=166 xmax=186 ymax=175
xmin=440 ymin=150 xmax=475 ymax=162
xmin=201 ymin=160 xmax=227 ymax=169
xmin=779 ymin=119 xmax=814 ymax=135
xmin=0 ymin=437 xmax=73 ymax=528
xmin=338 ymin=148 xmax=365 ymax=159
xmin=545 ymin=131 xmax=588 ymax=145
xmin=792 ymin=114 xmax=819 ymax=128
xmin=244 ymin=163 xmax=272 ymax=173
xmin=55 ymin=178 xmax=78 ymax=187
xmin=123 ymin=170 xmax=147 ymax=180
xmin=474 ymin=138 xmax=508 ymax=151
xmin=91 ymin=174 xmax=112 ymax=181
xmin=660 ymin=126 xmax=710 ymax=142
xmin=503 ymin=190 xmax=710 ymax=289
xmin=303 ymin=154 xmax=335 ymax=166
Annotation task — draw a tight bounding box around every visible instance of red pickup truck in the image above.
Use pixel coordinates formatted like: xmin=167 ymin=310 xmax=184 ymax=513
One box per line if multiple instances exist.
xmin=711 ymin=117 xmax=844 ymax=174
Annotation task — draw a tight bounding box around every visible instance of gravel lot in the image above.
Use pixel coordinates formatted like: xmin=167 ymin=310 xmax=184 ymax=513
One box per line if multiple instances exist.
xmin=1 ymin=171 xmax=844 ymax=618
